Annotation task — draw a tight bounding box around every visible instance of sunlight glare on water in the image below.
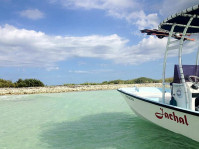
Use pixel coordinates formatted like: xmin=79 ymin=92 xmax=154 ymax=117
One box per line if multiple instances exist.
xmin=0 ymin=90 xmax=199 ymax=149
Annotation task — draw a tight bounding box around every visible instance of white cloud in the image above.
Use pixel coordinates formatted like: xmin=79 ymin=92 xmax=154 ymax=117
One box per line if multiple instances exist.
xmin=53 ymin=0 xmax=138 ymax=10
xmin=69 ymin=69 xmax=113 ymax=74
xmin=126 ymin=11 xmax=159 ymax=29
xmin=49 ymin=1 xmax=199 ymax=30
xmin=0 ymin=24 xmax=128 ymax=68
xmin=19 ymin=9 xmax=44 ymax=20
xmin=0 ymin=24 xmax=197 ymax=69
xmin=46 ymin=66 xmax=59 ymax=71
xmin=69 ymin=70 xmax=91 ymax=74
xmin=114 ymin=36 xmax=167 ymax=64
xmin=49 ymin=0 xmax=159 ymax=29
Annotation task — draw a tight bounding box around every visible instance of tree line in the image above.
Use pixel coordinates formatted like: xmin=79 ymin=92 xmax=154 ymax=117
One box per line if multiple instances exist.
xmin=0 ymin=79 xmax=44 ymax=88
xmin=64 ymin=77 xmax=173 ymax=86
xmin=0 ymin=77 xmax=173 ymax=88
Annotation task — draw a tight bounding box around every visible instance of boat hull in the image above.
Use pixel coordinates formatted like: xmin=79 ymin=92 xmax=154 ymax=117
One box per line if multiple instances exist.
xmin=118 ymin=89 xmax=199 ymax=142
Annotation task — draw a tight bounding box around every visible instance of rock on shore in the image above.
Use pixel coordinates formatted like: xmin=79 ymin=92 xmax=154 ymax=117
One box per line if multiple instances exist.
xmin=0 ymin=83 xmax=163 ymax=95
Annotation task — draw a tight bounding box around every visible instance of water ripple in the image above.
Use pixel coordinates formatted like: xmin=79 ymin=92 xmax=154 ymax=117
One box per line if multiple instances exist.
xmin=40 ymin=113 xmax=199 ymax=149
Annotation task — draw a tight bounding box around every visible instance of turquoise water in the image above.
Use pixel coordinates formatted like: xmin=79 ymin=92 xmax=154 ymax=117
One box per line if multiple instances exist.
xmin=0 ymin=90 xmax=199 ymax=149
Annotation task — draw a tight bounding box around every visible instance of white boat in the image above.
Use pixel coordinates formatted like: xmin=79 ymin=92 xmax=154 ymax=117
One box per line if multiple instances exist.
xmin=118 ymin=4 xmax=199 ymax=142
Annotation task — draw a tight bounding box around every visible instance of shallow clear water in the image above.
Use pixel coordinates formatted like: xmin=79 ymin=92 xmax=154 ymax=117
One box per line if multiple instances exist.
xmin=0 ymin=90 xmax=199 ymax=149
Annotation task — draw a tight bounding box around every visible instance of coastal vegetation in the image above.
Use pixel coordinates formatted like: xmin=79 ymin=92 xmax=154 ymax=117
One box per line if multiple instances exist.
xmin=0 ymin=77 xmax=173 ymax=88
xmin=15 ymin=79 xmax=44 ymax=87
xmin=0 ymin=79 xmax=15 ymax=88
xmin=64 ymin=77 xmax=173 ymax=86
xmin=0 ymin=79 xmax=44 ymax=88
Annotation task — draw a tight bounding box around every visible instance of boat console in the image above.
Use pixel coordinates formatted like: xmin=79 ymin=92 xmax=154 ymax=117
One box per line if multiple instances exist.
xmin=171 ymin=65 xmax=199 ymax=111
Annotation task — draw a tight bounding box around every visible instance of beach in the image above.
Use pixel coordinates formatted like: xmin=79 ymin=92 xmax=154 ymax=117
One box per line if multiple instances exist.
xmin=0 ymin=83 xmax=163 ymax=95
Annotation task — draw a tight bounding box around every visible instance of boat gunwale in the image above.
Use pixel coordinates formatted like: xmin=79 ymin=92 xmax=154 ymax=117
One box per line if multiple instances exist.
xmin=117 ymin=89 xmax=199 ymax=116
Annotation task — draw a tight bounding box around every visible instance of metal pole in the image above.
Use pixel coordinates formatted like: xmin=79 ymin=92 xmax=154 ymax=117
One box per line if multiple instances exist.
xmin=178 ymin=15 xmax=195 ymax=109
xmin=162 ymin=24 xmax=176 ymax=103
xmin=195 ymin=46 xmax=199 ymax=80
xmin=196 ymin=46 xmax=199 ymax=65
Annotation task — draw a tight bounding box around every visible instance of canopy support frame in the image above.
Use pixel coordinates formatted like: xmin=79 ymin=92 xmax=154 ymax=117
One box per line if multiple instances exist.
xmin=162 ymin=15 xmax=195 ymax=109
xmin=161 ymin=23 xmax=199 ymax=29
xmin=178 ymin=15 xmax=195 ymax=109
xmin=162 ymin=24 xmax=176 ymax=103
xmin=196 ymin=47 xmax=199 ymax=65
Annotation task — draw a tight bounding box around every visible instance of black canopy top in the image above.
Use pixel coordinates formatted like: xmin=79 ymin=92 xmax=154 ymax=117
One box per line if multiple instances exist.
xmin=159 ymin=4 xmax=199 ymax=33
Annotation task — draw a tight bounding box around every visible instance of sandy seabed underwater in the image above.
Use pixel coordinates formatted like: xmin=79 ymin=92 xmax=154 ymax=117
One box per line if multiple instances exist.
xmin=0 ymin=90 xmax=199 ymax=149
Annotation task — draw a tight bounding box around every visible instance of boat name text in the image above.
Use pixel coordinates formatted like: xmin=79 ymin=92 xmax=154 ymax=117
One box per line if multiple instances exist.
xmin=155 ymin=108 xmax=189 ymax=126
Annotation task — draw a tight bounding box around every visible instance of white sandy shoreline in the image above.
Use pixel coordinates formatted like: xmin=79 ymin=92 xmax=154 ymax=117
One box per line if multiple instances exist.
xmin=0 ymin=83 xmax=163 ymax=96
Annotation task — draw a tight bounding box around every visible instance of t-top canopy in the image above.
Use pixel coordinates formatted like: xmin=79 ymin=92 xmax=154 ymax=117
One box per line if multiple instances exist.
xmin=159 ymin=5 xmax=199 ymax=33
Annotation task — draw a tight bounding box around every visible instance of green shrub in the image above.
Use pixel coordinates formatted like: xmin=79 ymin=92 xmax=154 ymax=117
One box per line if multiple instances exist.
xmin=0 ymin=79 xmax=15 ymax=88
xmin=63 ymin=77 xmax=173 ymax=86
xmin=101 ymin=81 xmax=108 ymax=84
xmin=133 ymin=77 xmax=159 ymax=84
xmin=108 ymin=80 xmax=125 ymax=84
xmin=165 ymin=77 xmax=173 ymax=83
xmin=80 ymin=82 xmax=99 ymax=85
xmin=101 ymin=77 xmax=159 ymax=85
xmin=15 ymin=79 xmax=44 ymax=87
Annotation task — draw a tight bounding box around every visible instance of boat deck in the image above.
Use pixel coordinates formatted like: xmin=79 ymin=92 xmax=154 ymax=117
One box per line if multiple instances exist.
xmin=120 ymin=87 xmax=171 ymax=104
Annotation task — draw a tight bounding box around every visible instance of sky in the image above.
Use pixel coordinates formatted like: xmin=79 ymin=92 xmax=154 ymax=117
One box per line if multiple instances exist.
xmin=0 ymin=0 xmax=199 ymax=85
